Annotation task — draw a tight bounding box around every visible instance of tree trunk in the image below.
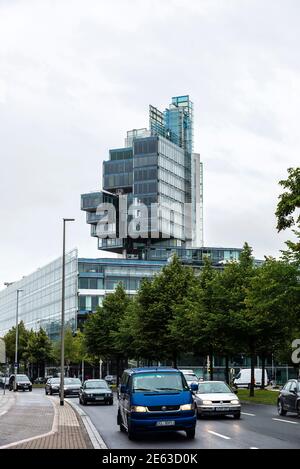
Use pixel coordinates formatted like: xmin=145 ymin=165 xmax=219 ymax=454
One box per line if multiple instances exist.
xmin=209 ymin=351 xmax=214 ymax=381
xmin=172 ymin=352 xmax=177 ymax=369
xmin=249 ymin=348 xmax=255 ymax=397
xmin=261 ymin=353 xmax=266 ymax=389
xmin=116 ymin=357 xmax=120 ymax=387
xmin=225 ymin=356 xmax=229 ymax=384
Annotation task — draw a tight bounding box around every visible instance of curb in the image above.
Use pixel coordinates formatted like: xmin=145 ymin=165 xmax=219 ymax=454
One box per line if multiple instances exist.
xmin=66 ymin=398 xmax=108 ymax=449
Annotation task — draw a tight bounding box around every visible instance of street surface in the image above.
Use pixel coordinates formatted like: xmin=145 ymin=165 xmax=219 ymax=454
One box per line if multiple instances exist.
xmin=77 ymin=395 xmax=300 ymax=449
xmin=1 ymin=389 xmax=299 ymax=449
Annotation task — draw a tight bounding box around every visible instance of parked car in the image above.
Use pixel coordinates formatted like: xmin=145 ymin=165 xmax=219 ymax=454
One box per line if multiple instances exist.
xmin=117 ymin=367 xmax=197 ymax=440
xmin=45 ymin=377 xmax=60 ymax=395
xmin=194 ymin=380 xmax=241 ymax=419
xmin=181 ymin=371 xmax=199 ymax=389
xmin=79 ymin=379 xmax=113 ymax=405
xmin=277 ymin=379 xmax=300 ymax=416
xmin=233 ymin=368 xmax=269 ymax=388
xmin=104 ymin=375 xmax=117 ymax=385
xmin=9 ymin=374 xmax=32 ymax=392
xmin=34 ymin=377 xmax=47 ymax=384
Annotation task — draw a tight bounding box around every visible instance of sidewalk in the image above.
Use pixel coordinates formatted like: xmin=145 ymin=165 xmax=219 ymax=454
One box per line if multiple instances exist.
xmin=0 ymin=392 xmax=94 ymax=449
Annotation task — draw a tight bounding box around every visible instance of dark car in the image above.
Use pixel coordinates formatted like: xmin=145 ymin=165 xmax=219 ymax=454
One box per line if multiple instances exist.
xmin=45 ymin=377 xmax=60 ymax=395
xmin=79 ymin=379 xmax=113 ymax=405
xmin=63 ymin=378 xmax=82 ymax=397
xmin=277 ymin=379 xmax=300 ymax=416
xmin=9 ymin=374 xmax=32 ymax=392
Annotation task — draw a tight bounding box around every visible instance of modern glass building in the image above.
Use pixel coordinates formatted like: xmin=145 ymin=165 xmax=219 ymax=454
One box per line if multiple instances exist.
xmin=0 ymin=246 xmax=244 ymax=340
xmin=81 ymin=95 xmax=204 ymax=256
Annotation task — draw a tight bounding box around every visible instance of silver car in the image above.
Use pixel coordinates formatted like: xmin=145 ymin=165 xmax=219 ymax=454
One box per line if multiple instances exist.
xmin=194 ymin=381 xmax=241 ymax=419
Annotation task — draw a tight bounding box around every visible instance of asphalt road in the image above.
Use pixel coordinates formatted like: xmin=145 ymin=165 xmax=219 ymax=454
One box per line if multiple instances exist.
xmin=75 ymin=396 xmax=300 ymax=449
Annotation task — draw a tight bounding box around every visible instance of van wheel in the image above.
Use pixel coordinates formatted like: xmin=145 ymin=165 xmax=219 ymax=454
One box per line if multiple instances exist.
xmin=278 ymin=400 xmax=287 ymax=416
xmin=186 ymin=428 xmax=196 ymax=439
xmin=128 ymin=429 xmax=136 ymax=440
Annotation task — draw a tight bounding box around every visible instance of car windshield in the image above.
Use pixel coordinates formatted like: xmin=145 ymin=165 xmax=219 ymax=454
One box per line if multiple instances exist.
xmin=197 ymin=382 xmax=232 ymax=394
xmin=184 ymin=374 xmax=198 ymax=381
xmin=50 ymin=378 xmax=60 ymax=384
xmin=85 ymin=380 xmax=108 ymax=389
xmin=132 ymin=373 xmax=189 ymax=392
xmin=64 ymin=378 xmax=81 ymax=385
xmin=16 ymin=375 xmax=30 ymax=382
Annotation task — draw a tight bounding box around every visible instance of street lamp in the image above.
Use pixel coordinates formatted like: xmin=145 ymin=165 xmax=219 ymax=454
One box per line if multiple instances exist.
xmin=60 ymin=218 xmax=75 ymax=406
xmin=14 ymin=289 xmax=23 ymax=390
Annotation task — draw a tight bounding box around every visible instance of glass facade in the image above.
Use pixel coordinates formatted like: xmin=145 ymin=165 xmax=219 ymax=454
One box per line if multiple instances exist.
xmin=0 ymin=249 xmax=78 ymax=340
xmin=81 ymin=95 xmax=198 ymax=255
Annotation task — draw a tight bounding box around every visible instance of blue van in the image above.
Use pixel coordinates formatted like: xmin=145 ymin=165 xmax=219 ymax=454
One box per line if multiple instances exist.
xmin=117 ymin=367 xmax=197 ymax=440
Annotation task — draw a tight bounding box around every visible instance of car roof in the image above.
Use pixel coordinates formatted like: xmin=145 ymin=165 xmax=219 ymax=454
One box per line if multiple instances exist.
xmin=123 ymin=367 xmax=180 ymax=375
xmin=198 ymin=381 xmax=228 ymax=384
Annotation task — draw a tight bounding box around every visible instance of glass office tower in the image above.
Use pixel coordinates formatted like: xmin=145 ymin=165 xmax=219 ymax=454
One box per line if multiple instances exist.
xmin=81 ymin=95 xmax=203 ymax=257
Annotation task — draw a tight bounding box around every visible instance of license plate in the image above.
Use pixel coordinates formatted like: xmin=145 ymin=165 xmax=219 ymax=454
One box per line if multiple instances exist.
xmin=156 ymin=420 xmax=175 ymax=427
xmin=215 ymin=407 xmax=230 ymax=411
xmin=95 ymin=397 xmax=104 ymax=400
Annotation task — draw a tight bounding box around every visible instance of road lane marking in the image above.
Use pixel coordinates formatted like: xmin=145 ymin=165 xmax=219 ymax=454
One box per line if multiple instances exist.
xmin=207 ymin=430 xmax=231 ymax=440
xmin=242 ymin=412 xmax=256 ymax=416
xmin=272 ymin=418 xmax=299 ymax=425
xmin=250 ymin=447 xmax=259 ymax=449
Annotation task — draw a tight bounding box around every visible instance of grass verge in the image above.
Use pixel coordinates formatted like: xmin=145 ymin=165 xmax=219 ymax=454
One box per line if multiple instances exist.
xmin=237 ymin=388 xmax=279 ymax=405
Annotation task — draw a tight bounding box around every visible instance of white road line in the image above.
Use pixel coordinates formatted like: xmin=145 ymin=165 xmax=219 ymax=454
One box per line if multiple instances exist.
xmin=241 ymin=412 xmax=256 ymax=417
xmin=272 ymin=418 xmax=299 ymax=425
xmin=207 ymin=430 xmax=231 ymax=440
xmin=250 ymin=447 xmax=259 ymax=449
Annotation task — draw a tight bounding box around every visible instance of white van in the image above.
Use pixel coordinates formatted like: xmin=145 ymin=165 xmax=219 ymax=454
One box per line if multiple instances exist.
xmin=234 ymin=368 xmax=269 ymax=388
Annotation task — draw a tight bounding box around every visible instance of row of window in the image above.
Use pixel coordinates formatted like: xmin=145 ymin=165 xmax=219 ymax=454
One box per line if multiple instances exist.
xmin=78 ymin=278 xmax=104 ymax=289
xmin=109 ymin=149 xmax=133 ymax=161
xmin=134 ymin=181 xmax=158 ymax=195
xmin=159 ymin=181 xmax=185 ymax=203
xmin=134 ymin=139 xmax=158 ymax=155
xmin=104 ymin=160 xmax=133 ymax=174
xmin=158 ymin=154 xmax=185 ymax=178
xmin=133 ymin=154 xmax=158 ymax=168
xmin=134 ymin=167 xmax=157 ymax=181
xmin=103 ymin=173 xmax=133 ymax=189
xmin=158 ymin=168 xmax=185 ymax=192
xmin=158 ymin=138 xmax=185 ymax=165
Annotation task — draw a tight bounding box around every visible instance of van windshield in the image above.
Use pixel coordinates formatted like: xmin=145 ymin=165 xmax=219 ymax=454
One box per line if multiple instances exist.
xmin=132 ymin=373 xmax=189 ymax=393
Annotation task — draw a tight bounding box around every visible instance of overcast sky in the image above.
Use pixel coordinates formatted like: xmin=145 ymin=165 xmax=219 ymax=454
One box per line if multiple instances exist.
xmin=0 ymin=0 xmax=299 ymax=288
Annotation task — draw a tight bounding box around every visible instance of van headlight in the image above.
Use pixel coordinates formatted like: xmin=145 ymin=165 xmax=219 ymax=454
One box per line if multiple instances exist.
xmin=231 ymin=399 xmax=240 ymax=405
xmin=180 ymin=403 xmax=193 ymax=411
xmin=131 ymin=406 xmax=147 ymax=413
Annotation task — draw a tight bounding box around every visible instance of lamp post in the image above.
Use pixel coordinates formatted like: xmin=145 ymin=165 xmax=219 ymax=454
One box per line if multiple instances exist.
xmin=14 ymin=289 xmax=23 ymax=390
xmin=60 ymin=218 xmax=75 ymax=406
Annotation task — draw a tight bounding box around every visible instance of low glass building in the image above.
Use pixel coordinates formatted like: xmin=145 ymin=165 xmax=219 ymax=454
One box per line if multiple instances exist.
xmin=0 ymin=247 xmax=243 ymax=340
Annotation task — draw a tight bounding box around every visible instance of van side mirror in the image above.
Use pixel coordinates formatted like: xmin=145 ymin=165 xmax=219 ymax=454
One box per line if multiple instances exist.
xmin=120 ymin=384 xmax=127 ymax=394
xmin=190 ymin=383 xmax=198 ymax=392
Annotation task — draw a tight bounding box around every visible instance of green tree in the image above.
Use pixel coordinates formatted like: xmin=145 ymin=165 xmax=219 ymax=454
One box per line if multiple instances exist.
xmin=25 ymin=328 xmax=53 ymax=378
xmin=83 ymin=283 xmax=130 ymax=383
xmin=134 ymin=254 xmax=196 ymax=366
xmin=276 ymin=167 xmax=300 ymax=263
xmin=245 ymin=258 xmax=300 ymax=387
xmin=3 ymin=321 xmax=31 ymax=370
xmin=53 ymin=327 xmax=82 ymax=376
